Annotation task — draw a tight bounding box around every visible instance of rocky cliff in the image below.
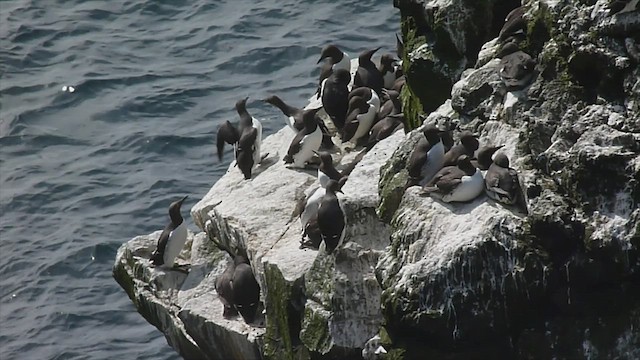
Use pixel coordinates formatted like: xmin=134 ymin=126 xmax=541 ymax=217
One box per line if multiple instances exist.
xmin=114 ymin=0 xmax=639 ymax=359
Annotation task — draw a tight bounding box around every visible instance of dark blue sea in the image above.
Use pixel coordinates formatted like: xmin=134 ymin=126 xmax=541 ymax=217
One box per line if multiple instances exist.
xmin=0 ymin=1 xmax=399 ymax=358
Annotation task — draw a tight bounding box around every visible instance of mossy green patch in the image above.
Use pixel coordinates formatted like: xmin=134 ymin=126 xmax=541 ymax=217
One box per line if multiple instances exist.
xmin=264 ymin=264 xmax=306 ymax=360
xmin=299 ymin=305 xmax=332 ymax=354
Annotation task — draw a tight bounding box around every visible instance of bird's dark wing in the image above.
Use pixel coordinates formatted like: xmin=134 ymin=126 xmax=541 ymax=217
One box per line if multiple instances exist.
xmin=217 ymin=121 xmax=240 ymax=161
xmin=150 ymin=224 xmax=173 ymax=266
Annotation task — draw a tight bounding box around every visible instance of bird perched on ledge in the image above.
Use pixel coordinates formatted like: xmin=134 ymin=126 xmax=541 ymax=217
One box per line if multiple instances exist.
xmin=150 ymin=195 xmax=189 ymax=268
xmin=216 ymin=97 xmax=264 ymax=179
xmin=421 ymin=155 xmax=484 ymax=203
xmin=215 ymin=255 xmax=261 ymax=324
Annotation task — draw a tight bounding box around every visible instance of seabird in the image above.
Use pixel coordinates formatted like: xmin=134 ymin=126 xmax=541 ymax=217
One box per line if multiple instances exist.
xmin=342 ymin=94 xmax=376 ymax=145
xmin=378 ymin=53 xmax=398 ymax=89
xmin=317 ymin=178 xmax=347 ymax=253
xmin=485 ymin=152 xmax=527 ymax=213
xmin=321 ymin=68 xmax=351 ymax=129
xmin=284 ymin=107 xmax=323 ymax=168
xmin=349 ymin=86 xmax=381 ymax=113
xmin=215 ymin=259 xmax=238 ymax=318
xmin=442 ymin=131 xmax=479 ymax=167
xmin=231 ymin=256 xmax=261 ymax=324
xmin=216 ymin=97 xmax=263 ymax=177
xmin=422 ymin=155 xmax=484 ymax=203
xmin=300 ymin=176 xmax=347 ymax=248
xmin=316 ymin=44 xmax=351 ymax=95
xmin=367 ymin=113 xmax=405 ymax=148
xmin=314 ymin=150 xmax=343 ymax=188
xmin=498 ymin=6 xmax=526 ymax=43
xmin=377 ymin=89 xmax=401 ymax=120
xmin=262 ymin=95 xmax=334 ymax=149
xmin=473 ymin=144 xmax=505 ymax=170
xmin=236 ymin=126 xmax=258 ymax=179
xmin=150 ymin=195 xmax=189 ymax=268
xmin=354 ymin=48 xmax=384 ymax=95
xmin=407 ymin=124 xmax=446 ymax=186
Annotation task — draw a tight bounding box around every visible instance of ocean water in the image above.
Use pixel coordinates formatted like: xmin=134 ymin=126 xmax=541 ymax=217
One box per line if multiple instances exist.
xmin=0 ymin=0 xmax=399 ymax=358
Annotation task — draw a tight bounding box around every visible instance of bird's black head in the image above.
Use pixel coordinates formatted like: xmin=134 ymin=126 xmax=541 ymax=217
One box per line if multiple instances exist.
xmin=326 ymin=178 xmax=346 ymax=194
xmin=460 ymin=131 xmax=480 ymax=151
xmin=359 ymin=47 xmax=381 ymax=63
xmin=456 ymin=155 xmax=476 ymax=175
xmin=261 ymin=95 xmax=281 ymax=106
xmin=493 ymin=152 xmax=510 ymax=168
xmin=234 ymin=255 xmax=250 ymax=266
xmin=380 ymin=53 xmax=398 ymax=70
xmin=169 ymin=195 xmax=188 ymax=224
xmin=422 ymin=124 xmax=443 ymax=144
xmin=313 ymin=150 xmax=333 ymax=168
xmin=235 ymin=97 xmax=249 ymax=113
xmin=318 ymin=44 xmax=343 ymax=64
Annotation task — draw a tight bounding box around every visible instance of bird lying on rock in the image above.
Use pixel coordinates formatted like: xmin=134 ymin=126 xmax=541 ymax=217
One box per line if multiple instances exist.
xmin=407 ymin=124 xmax=446 ymax=187
xmin=421 ymin=155 xmax=484 ymax=203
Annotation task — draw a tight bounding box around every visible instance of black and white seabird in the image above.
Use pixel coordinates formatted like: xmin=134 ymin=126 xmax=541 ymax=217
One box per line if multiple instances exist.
xmin=263 ymin=95 xmax=334 ymax=149
xmin=377 ymin=89 xmax=401 ymax=120
xmin=284 ymin=107 xmax=323 ymax=168
xmin=342 ymin=95 xmax=376 ymax=145
xmin=367 ymin=113 xmax=405 ymax=148
xmin=473 ymin=144 xmax=505 ymax=170
xmin=232 ymin=256 xmax=261 ymax=324
xmin=354 ymin=48 xmax=384 ymax=95
xmin=485 ymin=152 xmax=527 ymax=210
xmin=236 ymin=126 xmax=258 ymax=179
xmin=349 ymin=86 xmax=381 ymax=113
xmin=321 ymin=68 xmax=351 ymax=130
xmin=150 ymin=195 xmax=189 ymax=268
xmin=216 ymin=97 xmax=264 ymax=177
xmin=378 ymin=54 xmax=398 ymax=90
xmin=422 ymin=155 xmax=484 ymax=203
xmin=262 ymin=95 xmax=305 ymax=131
xmin=317 ymin=44 xmax=351 ymax=94
xmin=318 ymin=44 xmax=351 ymax=72
xmin=215 ymin=256 xmax=261 ymax=324
xmin=317 ymin=178 xmax=347 ymax=253
xmin=442 ymin=131 xmax=479 ymax=167
xmin=407 ymin=124 xmax=446 ymax=186
xmin=392 ymin=75 xmax=406 ymax=93
xmin=314 ymin=150 xmax=343 ymax=188
xmin=215 ymin=260 xmax=237 ymax=318
xmin=300 ymin=176 xmax=347 ymax=248
xmin=498 ymin=6 xmax=526 ymax=43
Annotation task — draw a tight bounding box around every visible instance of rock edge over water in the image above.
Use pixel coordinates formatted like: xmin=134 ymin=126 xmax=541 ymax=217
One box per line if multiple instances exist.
xmin=114 ymin=0 xmax=639 ymax=358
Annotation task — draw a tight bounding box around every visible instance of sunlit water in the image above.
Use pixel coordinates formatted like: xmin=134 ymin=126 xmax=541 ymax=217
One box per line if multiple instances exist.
xmin=0 ymin=1 xmax=399 ymax=358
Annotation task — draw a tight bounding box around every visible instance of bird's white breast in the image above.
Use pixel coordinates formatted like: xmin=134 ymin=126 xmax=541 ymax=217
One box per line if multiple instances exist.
xmin=419 ymin=142 xmax=445 ymax=185
xmin=163 ymin=221 xmax=188 ymax=267
xmin=251 ymin=117 xmax=263 ymax=167
xmin=442 ymin=169 xmax=484 ymax=203
xmin=292 ymin=126 xmax=322 ymax=168
xmin=350 ymin=105 xmax=376 ymax=143
xmin=301 ymin=187 xmax=326 ymax=229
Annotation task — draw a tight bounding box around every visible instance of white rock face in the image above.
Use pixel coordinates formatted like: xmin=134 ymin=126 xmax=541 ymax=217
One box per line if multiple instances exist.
xmin=114 ymin=95 xmax=405 ymax=358
xmin=113 ymin=231 xmax=265 ymax=360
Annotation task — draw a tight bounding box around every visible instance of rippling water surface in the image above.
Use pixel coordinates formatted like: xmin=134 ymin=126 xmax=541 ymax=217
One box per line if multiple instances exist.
xmin=0 ymin=0 xmax=399 ymax=358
